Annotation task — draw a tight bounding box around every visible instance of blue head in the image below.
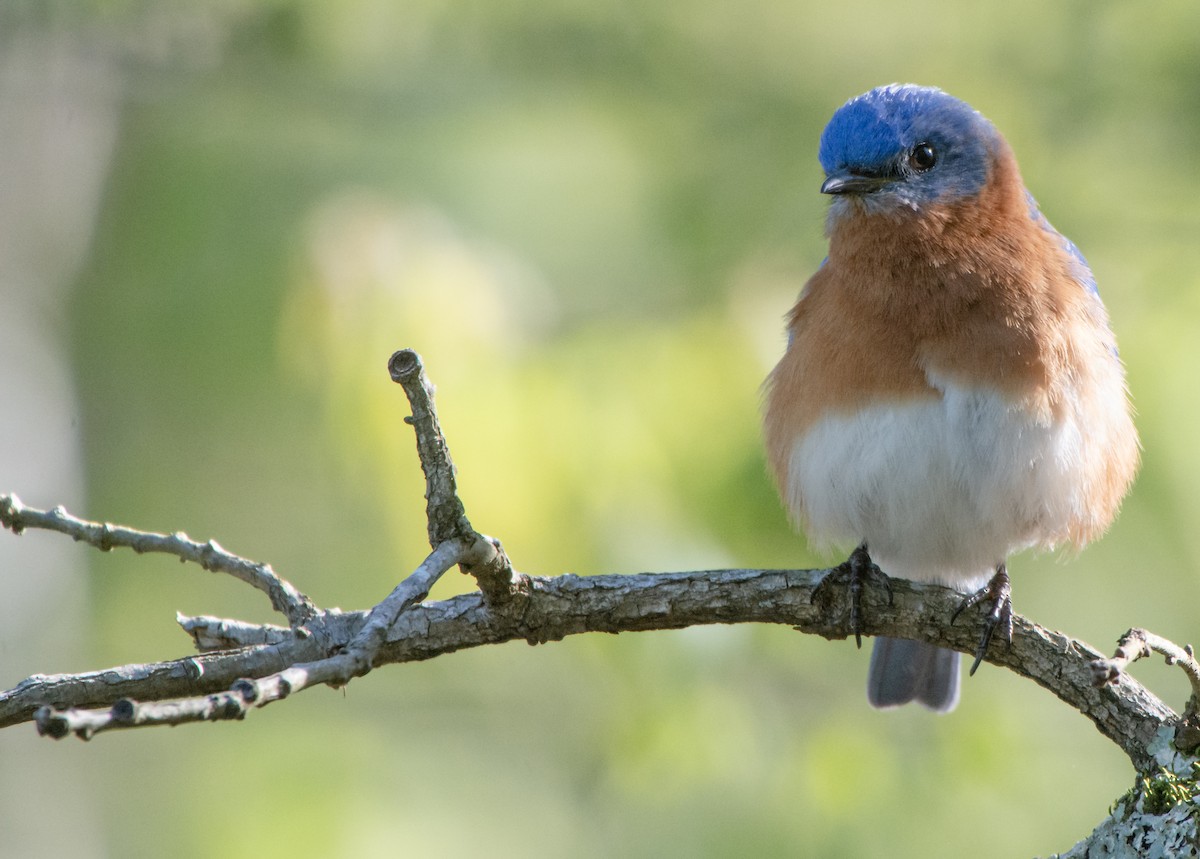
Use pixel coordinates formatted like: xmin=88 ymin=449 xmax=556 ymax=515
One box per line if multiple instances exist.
xmin=818 ymin=84 xmax=1001 ymax=212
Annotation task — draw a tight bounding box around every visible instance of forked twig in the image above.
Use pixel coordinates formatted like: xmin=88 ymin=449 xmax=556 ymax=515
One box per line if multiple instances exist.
xmin=12 ymin=349 xmax=516 ymax=737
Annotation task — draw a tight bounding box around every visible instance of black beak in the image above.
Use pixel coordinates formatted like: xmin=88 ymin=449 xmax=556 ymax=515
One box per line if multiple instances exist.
xmin=820 ymin=172 xmax=892 ymax=196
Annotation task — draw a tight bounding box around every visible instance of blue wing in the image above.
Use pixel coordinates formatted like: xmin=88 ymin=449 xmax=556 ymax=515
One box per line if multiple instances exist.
xmin=1024 ymin=191 xmax=1099 ymax=297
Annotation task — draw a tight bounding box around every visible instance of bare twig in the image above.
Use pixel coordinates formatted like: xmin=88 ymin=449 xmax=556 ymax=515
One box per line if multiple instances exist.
xmin=1092 ymin=628 xmax=1200 ymax=749
xmin=0 ymin=494 xmax=316 ymax=625
xmin=36 ymin=689 xmax=258 ymax=739
xmin=333 ymin=536 xmax=471 ymax=668
xmin=388 ymin=348 xmax=474 ymax=545
xmin=388 ymin=348 xmax=519 ymax=603
xmin=177 ymin=614 xmax=296 ymax=651
xmin=1092 ymin=629 xmax=1200 ymax=695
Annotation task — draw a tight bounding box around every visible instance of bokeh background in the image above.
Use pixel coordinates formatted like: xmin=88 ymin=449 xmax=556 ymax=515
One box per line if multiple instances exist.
xmin=2 ymin=1 xmax=1199 ymax=856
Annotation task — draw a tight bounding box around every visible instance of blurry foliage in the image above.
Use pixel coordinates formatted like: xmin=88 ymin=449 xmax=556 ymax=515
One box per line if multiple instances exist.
xmin=4 ymin=0 xmax=1199 ymax=855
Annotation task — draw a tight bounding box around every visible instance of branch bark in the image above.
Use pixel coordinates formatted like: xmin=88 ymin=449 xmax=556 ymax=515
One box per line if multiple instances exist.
xmin=0 ymin=545 xmax=1181 ymax=768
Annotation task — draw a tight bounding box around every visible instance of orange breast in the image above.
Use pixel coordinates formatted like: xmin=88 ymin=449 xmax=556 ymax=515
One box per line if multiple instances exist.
xmin=763 ymin=146 xmax=1108 ymax=503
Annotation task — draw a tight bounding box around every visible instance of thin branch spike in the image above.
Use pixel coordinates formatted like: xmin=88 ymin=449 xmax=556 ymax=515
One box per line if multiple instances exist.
xmin=0 ymin=494 xmax=317 ymax=625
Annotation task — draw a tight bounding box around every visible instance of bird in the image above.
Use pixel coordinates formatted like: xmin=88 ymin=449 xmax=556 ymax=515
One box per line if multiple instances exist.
xmin=762 ymin=84 xmax=1139 ymax=713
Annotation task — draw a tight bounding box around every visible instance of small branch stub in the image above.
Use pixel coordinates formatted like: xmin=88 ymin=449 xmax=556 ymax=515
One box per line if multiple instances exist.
xmin=388 ymin=348 xmax=472 ymax=546
xmin=388 ymin=348 xmax=519 ymax=603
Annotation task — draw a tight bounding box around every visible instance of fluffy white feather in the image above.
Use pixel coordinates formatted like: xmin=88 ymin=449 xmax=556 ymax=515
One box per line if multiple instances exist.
xmin=784 ymin=375 xmax=1113 ymax=590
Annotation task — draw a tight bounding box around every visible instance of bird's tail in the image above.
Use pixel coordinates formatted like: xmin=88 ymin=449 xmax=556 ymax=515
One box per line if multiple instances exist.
xmin=867 ymin=637 xmax=960 ymax=713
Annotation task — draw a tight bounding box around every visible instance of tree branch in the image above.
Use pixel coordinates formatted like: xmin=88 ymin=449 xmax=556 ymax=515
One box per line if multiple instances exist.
xmin=0 ymin=563 xmax=1178 ymax=770
xmin=0 ymin=348 xmax=1189 ymax=785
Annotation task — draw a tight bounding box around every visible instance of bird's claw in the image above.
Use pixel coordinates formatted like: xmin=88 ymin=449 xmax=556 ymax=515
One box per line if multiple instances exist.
xmin=812 ymin=544 xmax=893 ymax=649
xmin=951 ymin=564 xmax=1013 ymax=675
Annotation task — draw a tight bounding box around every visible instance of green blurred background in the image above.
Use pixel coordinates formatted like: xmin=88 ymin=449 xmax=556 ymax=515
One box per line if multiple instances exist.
xmin=2 ymin=1 xmax=1198 ymax=856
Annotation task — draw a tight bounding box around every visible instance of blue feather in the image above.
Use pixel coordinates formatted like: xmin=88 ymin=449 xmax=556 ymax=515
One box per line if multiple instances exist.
xmin=818 ymin=84 xmax=998 ymax=208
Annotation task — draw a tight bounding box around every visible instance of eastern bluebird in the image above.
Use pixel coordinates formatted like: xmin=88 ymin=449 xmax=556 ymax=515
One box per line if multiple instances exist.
xmin=763 ymin=84 xmax=1139 ymax=712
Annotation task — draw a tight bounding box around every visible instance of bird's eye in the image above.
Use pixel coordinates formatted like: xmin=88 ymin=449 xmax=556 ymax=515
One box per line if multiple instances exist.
xmin=908 ymin=143 xmax=937 ymax=172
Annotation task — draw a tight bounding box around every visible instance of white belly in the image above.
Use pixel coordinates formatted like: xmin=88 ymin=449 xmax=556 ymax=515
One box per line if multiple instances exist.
xmin=784 ymin=383 xmax=1088 ymax=589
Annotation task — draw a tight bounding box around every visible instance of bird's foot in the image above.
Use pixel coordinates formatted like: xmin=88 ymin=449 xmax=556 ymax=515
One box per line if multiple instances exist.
xmin=951 ymin=564 xmax=1013 ymax=675
xmin=812 ymin=544 xmax=893 ymax=649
